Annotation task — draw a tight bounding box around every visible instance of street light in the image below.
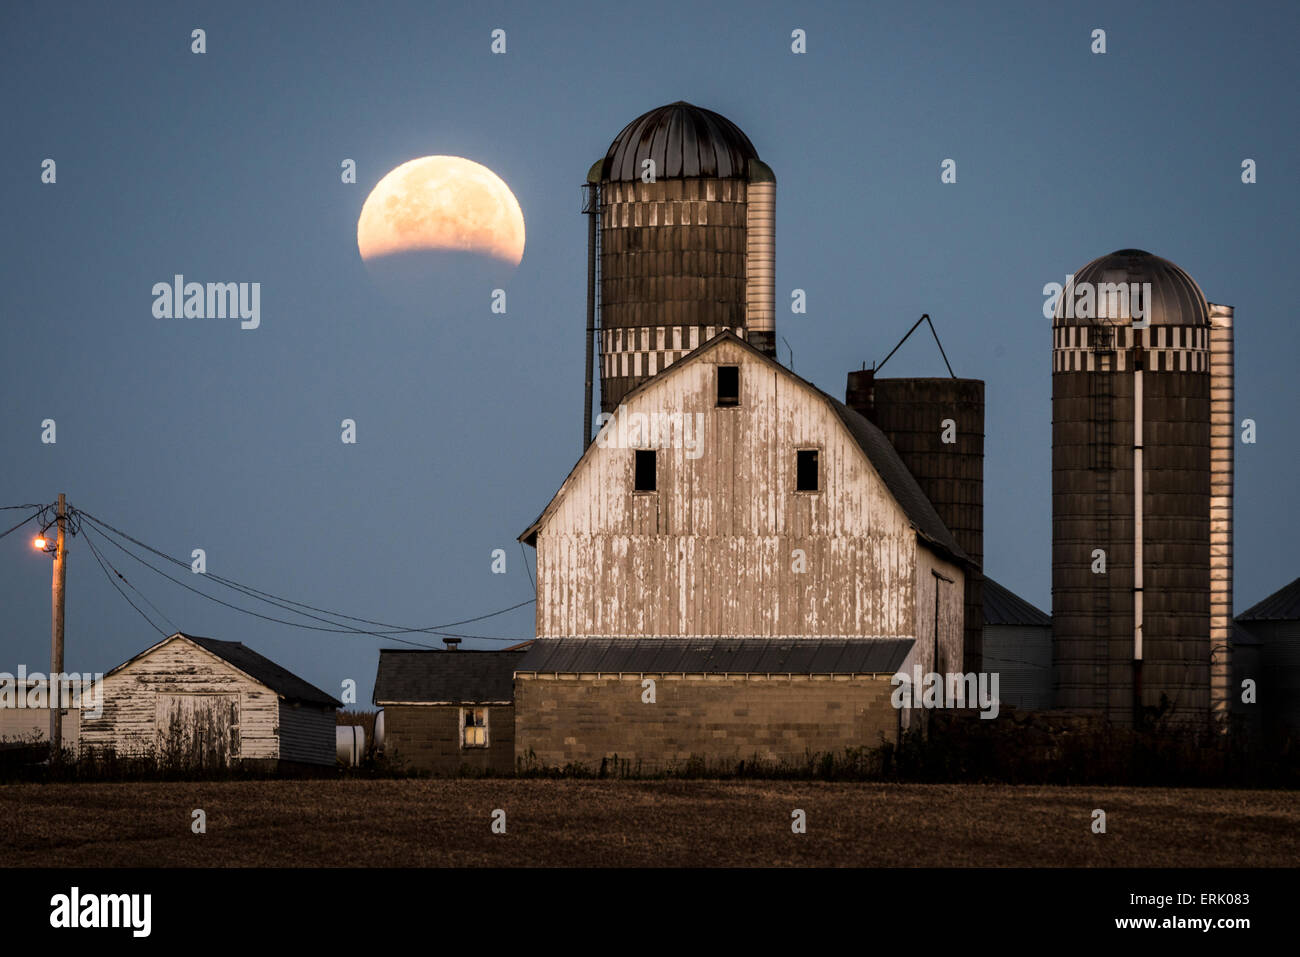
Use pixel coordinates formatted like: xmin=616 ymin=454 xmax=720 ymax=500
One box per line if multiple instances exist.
xmin=33 ymin=535 xmax=47 ymax=550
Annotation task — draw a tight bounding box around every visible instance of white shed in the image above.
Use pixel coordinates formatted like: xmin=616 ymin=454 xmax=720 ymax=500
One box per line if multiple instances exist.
xmin=80 ymin=633 xmax=341 ymax=769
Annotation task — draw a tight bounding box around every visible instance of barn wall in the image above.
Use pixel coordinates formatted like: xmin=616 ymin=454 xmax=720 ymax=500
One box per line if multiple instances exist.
xmin=383 ymin=704 xmax=515 ymax=774
xmin=278 ymin=701 xmax=337 ymax=766
xmin=536 ymin=340 xmax=919 ymax=638
xmin=79 ymin=639 xmax=279 ymax=760
xmin=906 ymin=545 xmax=965 ymax=677
xmin=515 ymin=673 xmax=897 ymax=770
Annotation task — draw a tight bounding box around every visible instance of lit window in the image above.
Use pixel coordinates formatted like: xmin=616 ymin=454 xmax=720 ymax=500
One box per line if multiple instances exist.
xmin=796 ymin=449 xmax=819 ymax=492
xmin=717 ymin=365 xmax=740 ymax=406
xmin=461 ymin=707 xmax=488 ymax=748
xmin=635 ymin=449 xmax=657 ymax=492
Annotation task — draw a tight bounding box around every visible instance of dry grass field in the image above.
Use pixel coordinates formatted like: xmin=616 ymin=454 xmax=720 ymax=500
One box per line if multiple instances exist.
xmin=1 ymin=780 xmax=1295 ymax=867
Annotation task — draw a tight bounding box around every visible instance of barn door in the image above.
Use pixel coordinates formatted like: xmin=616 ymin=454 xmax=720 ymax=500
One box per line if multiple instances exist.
xmin=156 ymin=694 xmax=240 ymax=768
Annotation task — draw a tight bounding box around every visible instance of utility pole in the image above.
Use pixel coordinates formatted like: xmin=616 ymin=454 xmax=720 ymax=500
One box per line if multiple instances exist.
xmin=49 ymin=493 xmax=67 ymax=763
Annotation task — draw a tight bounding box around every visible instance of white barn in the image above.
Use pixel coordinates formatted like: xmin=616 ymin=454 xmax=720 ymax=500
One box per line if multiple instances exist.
xmin=522 ymin=331 xmax=969 ymax=672
xmin=80 ymin=633 xmax=340 ymax=769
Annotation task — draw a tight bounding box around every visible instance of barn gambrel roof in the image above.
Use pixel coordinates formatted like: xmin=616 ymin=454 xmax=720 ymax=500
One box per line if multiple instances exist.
xmin=519 ymin=330 xmax=968 ymax=565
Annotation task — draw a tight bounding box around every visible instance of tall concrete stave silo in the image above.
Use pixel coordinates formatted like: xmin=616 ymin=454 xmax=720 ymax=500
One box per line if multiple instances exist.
xmin=846 ymin=372 xmax=985 ymax=673
xmin=1051 ymin=248 xmax=1234 ymax=728
xmin=584 ymin=102 xmax=776 ymax=419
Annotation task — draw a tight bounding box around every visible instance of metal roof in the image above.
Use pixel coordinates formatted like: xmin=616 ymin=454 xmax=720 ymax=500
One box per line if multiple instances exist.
xmin=1237 ymin=575 xmax=1300 ymax=621
xmin=373 ymin=649 xmax=526 ymax=704
xmin=179 ymin=634 xmax=340 ymax=707
xmin=600 ymin=101 xmax=759 ymax=182
xmin=1054 ymin=248 xmax=1210 ymax=327
xmin=515 ymin=637 xmax=914 ymax=675
xmin=982 ymin=577 xmax=1051 ymax=627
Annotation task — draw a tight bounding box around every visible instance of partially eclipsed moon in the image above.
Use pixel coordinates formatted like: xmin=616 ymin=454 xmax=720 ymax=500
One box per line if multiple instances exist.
xmin=357 ymin=156 xmax=525 ymax=266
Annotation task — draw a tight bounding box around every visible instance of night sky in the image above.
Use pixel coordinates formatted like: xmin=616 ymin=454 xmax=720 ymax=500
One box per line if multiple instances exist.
xmin=3 ymin=0 xmax=1297 ymax=705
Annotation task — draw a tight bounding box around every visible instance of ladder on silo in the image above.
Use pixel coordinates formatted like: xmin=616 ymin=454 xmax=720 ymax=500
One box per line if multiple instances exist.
xmin=1089 ymin=322 xmax=1115 ymax=718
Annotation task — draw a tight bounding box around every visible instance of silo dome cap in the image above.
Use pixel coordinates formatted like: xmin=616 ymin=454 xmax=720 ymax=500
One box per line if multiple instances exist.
xmin=1054 ymin=248 xmax=1210 ymax=326
xmin=600 ymin=101 xmax=760 ymax=182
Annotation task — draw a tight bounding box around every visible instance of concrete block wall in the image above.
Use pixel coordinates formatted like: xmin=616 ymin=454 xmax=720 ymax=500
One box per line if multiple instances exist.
xmin=384 ymin=704 xmax=515 ymax=774
xmin=515 ymin=673 xmax=897 ymax=771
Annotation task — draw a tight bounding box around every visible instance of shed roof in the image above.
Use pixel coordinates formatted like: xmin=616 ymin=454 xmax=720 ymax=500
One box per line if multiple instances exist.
xmin=982 ymin=577 xmax=1052 ymax=627
xmin=104 ymin=633 xmax=341 ymax=708
xmin=1238 ymin=576 xmax=1300 ymax=621
xmin=373 ymin=649 xmax=526 ymax=705
xmin=515 ymin=637 xmax=914 ymax=675
xmin=520 ymin=330 xmax=968 ymax=566
xmin=184 ymin=635 xmax=341 ymax=707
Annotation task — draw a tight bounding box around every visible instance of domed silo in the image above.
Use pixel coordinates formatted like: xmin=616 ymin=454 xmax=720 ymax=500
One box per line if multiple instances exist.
xmin=1051 ymin=248 xmax=1231 ymax=728
xmin=587 ymin=102 xmax=776 ymax=416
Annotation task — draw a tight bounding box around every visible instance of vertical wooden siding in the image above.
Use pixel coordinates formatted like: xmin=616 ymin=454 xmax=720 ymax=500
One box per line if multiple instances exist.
xmin=536 ymin=341 xmax=932 ymax=638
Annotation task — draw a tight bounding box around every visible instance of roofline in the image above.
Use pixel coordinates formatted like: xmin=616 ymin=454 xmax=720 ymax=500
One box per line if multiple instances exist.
xmin=1237 ymin=575 xmax=1300 ymax=621
xmin=376 ymin=648 xmax=527 ymax=654
xmin=374 ymin=700 xmax=514 ymax=707
xmin=102 ymin=632 xmax=342 ymax=708
xmin=518 ymin=329 xmax=969 ymax=566
xmin=514 ymin=670 xmax=897 ymax=678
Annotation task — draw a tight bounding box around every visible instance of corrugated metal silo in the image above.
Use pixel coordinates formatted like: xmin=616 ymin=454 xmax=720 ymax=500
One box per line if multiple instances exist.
xmin=1051 ymin=248 xmax=1225 ymax=727
xmin=846 ymin=373 xmax=985 ymax=672
xmin=589 ymin=102 xmax=776 ymax=415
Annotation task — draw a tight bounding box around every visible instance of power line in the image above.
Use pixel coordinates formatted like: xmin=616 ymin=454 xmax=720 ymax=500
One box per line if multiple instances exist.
xmin=74 ymin=507 xmax=533 ymax=637
xmin=74 ymin=509 xmax=528 ymax=646
xmin=82 ymin=526 xmax=168 ymax=637
xmin=79 ymin=516 xmax=445 ymax=648
xmin=81 ymin=524 xmax=180 ymax=633
xmin=519 ymin=540 xmax=536 ymax=591
xmin=0 ymin=506 xmax=45 ymax=541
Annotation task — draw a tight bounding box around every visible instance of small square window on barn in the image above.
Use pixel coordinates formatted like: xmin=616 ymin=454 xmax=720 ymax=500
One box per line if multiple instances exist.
xmin=796 ymin=449 xmax=819 ymax=492
xmin=635 ymin=449 xmax=657 ymax=492
xmin=716 ymin=365 xmax=740 ymax=406
xmin=461 ymin=707 xmax=488 ymax=749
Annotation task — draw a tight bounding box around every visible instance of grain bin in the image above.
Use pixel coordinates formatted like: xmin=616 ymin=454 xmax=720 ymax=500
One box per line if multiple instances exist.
xmin=1051 ymin=248 xmax=1232 ymax=728
xmin=586 ymin=102 xmax=776 ymax=418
